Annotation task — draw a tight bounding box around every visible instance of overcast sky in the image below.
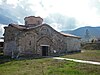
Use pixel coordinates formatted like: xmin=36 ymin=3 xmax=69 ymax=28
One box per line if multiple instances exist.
xmin=0 ymin=0 xmax=100 ymax=32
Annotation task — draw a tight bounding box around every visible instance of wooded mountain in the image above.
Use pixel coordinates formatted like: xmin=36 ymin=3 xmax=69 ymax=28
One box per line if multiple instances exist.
xmin=62 ymin=26 xmax=100 ymax=39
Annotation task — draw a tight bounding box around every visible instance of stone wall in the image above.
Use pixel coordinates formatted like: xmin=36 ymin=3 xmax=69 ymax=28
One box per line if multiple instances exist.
xmin=16 ymin=25 xmax=68 ymax=56
xmin=66 ymin=37 xmax=81 ymax=53
xmin=3 ymin=24 xmax=81 ymax=57
xmin=3 ymin=26 xmax=19 ymax=56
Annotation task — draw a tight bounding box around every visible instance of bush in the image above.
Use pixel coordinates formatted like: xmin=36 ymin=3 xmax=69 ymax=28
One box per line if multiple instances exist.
xmin=81 ymin=43 xmax=100 ymax=50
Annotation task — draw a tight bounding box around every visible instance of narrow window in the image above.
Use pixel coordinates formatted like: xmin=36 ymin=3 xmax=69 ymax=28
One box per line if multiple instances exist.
xmin=29 ymin=41 xmax=31 ymax=45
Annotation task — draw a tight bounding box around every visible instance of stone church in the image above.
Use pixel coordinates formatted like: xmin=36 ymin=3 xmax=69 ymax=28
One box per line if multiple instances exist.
xmin=3 ymin=16 xmax=81 ymax=58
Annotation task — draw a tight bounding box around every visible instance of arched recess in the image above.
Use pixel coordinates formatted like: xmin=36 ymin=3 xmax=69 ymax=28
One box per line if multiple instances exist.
xmin=36 ymin=36 xmax=53 ymax=56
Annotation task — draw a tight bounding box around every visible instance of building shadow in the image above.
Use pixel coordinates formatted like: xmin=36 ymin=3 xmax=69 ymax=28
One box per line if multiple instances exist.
xmin=0 ymin=53 xmax=50 ymax=64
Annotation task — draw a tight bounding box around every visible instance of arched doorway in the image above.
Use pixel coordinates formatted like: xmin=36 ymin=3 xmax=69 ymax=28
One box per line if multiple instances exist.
xmin=36 ymin=36 xmax=52 ymax=56
xmin=41 ymin=45 xmax=49 ymax=56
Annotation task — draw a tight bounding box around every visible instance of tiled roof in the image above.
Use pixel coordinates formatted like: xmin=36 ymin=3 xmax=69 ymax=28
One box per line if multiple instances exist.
xmin=9 ymin=24 xmax=26 ymax=30
xmin=60 ymin=32 xmax=81 ymax=39
xmin=9 ymin=24 xmax=42 ymax=30
xmin=24 ymin=16 xmax=43 ymax=20
xmin=7 ymin=24 xmax=81 ymax=39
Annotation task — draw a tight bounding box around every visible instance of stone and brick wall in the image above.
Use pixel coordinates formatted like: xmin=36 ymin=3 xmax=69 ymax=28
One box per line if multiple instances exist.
xmin=3 ymin=16 xmax=81 ymax=57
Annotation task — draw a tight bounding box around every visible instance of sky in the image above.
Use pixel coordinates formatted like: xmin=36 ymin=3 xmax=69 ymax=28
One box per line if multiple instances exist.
xmin=0 ymin=0 xmax=100 ymax=33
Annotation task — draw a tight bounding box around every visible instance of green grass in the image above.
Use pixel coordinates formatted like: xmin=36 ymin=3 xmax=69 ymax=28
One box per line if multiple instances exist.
xmin=0 ymin=50 xmax=100 ymax=75
xmin=63 ymin=50 xmax=100 ymax=62
xmin=0 ymin=58 xmax=100 ymax=75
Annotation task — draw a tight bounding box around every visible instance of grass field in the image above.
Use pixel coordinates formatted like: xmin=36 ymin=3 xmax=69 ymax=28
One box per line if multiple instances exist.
xmin=0 ymin=50 xmax=100 ymax=75
xmin=62 ymin=50 xmax=100 ymax=62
